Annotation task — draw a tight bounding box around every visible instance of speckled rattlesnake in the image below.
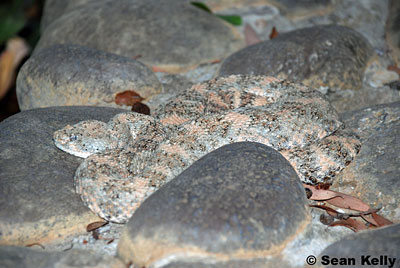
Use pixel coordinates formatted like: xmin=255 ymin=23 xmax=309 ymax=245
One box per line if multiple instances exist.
xmin=54 ymin=75 xmax=360 ymax=223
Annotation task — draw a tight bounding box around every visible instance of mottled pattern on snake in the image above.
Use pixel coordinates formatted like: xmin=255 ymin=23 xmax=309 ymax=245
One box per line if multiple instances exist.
xmin=53 ymin=75 xmax=360 ymax=223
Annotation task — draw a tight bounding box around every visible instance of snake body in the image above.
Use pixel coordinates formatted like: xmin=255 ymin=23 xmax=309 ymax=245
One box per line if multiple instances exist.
xmin=54 ymin=75 xmax=360 ymax=223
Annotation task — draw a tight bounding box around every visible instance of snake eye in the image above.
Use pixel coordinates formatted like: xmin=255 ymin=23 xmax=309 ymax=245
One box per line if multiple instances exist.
xmin=70 ymin=135 xmax=78 ymax=141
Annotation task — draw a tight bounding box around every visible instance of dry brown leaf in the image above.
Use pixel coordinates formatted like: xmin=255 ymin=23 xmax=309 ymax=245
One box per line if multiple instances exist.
xmin=86 ymin=221 xmax=108 ymax=232
xmin=360 ymin=213 xmax=379 ymax=226
xmin=0 ymin=37 xmax=30 ymax=100
xmin=26 ymin=242 xmax=45 ymax=249
xmin=131 ymin=102 xmax=150 ymax=115
xmin=244 ymin=23 xmax=261 ymax=46
xmin=371 ymin=212 xmax=393 ymax=226
xmin=326 ymin=195 xmax=370 ymax=212
xmin=304 ymin=184 xmax=370 ymax=212
xmin=115 ymin=90 xmax=144 ymax=106
xmin=329 ymin=218 xmax=369 ymax=232
xmin=0 ymin=50 xmax=14 ymax=99
xmin=387 ymin=65 xmax=400 ymax=75
xmin=303 ymin=184 xmax=341 ymax=200
xmin=269 ymin=26 xmax=279 ymax=39
xmin=306 ymin=184 xmax=394 ymax=231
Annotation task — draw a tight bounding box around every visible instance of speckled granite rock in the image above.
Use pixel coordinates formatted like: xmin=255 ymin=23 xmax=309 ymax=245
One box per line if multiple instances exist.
xmin=333 ymin=102 xmax=400 ymax=220
xmin=219 ymin=25 xmax=374 ymax=90
xmin=118 ymin=142 xmax=310 ymax=267
xmin=16 ymin=44 xmax=162 ymax=111
xmin=0 ymin=245 xmax=125 ymax=268
xmin=316 ymin=223 xmax=400 ymax=268
xmin=35 ymin=0 xmax=244 ymax=73
xmin=0 ymin=106 xmax=125 ymax=245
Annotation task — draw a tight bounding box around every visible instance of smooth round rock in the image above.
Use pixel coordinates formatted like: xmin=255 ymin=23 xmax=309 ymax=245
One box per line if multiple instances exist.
xmin=16 ymin=44 xmax=162 ymax=111
xmin=202 ymin=0 xmax=332 ymax=18
xmin=118 ymin=142 xmax=310 ymax=267
xmin=326 ymin=84 xmax=400 ymax=113
xmin=386 ymin=0 xmax=400 ymax=66
xmin=35 ymin=0 xmax=244 ymax=73
xmin=316 ymin=223 xmax=400 ymax=268
xmin=219 ymin=25 xmax=374 ymax=90
xmin=40 ymin=0 xmax=97 ymax=31
xmin=334 ymin=102 xmax=400 ymax=220
xmin=0 ymin=245 xmax=125 ymax=268
xmin=0 ymin=106 xmax=125 ymax=245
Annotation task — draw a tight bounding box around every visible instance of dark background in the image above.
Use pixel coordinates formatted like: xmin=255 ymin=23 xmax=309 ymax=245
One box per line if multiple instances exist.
xmin=0 ymin=0 xmax=45 ymax=122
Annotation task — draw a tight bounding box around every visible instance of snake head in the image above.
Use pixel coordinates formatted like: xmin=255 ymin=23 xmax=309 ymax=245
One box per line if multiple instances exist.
xmin=53 ymin=120 xmax=119 ymax=158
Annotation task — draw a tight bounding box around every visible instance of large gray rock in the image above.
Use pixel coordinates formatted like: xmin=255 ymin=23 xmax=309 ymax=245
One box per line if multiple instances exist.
xmin=0 ymin=106 xmax=125 ymax=245
xmin=0 ymin=245 xmax=124 ymax=268
xmin=35 ymin=0 xmax=244 ymax=73
xmin=195 ymin=0 xmax=332 ymax=18
xmin=316 ymin=223 xmax=400 ymax=268
xmin=219 ymin=25 xmax=374 ymax=90
xmin=118 ymin=142 xmax=310 ymax=267
xmin=40 ymin=0 xmax=98 ymax=31
xmin=17 ymin=44 xmax=162 ymax=111
xmin=386 ymin=0 xmax=400 ymax=66
xmin=334 ymin=102 xmax=400 ymax=220
xmin=326 ymin=85 xmax=400 ymax=113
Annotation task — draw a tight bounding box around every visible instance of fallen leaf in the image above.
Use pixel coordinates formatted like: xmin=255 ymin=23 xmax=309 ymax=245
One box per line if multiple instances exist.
xmin=303 ymin=184 xmax=341 ymax=200
xmin=0 ymin=37 xmax=30 ymax=100
xmin=326 ymin=195 xmax=370 ymax=212
xmin=387 ymin=65 xmax=400 ymax=75
xmin=115 ymin=90 xmax=144 ymax=106
xmin=26 ymin=242 xmax=45 ymax=249
xmin=0 ymin=49 xmax=14 ymax=99
xmin=303 ymin=184 xmax=370 ymax=212
xmin=216 ymin=14 xmax=242 ymax=26
xmin=371 ymin=212 xmax=393 ymax=226
xmin=329 ymin=218 xmax=369 ymax=232
xmin=244 ymin=23 xmax=261 ymax=46
xmin=360 ymin=213 xmax=379 ymax=226
xmin=86 ymin=221 xmax=108 ymax=232
xmin=269 ymin=26 xmax=279 ymax=39
xmin=191 ymin=2 xmax=242 ymax=25
xmin=132 ymin=102 xmax=150 ymax=115
xmin=190 ymin=2 xmax=212 ymax=13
